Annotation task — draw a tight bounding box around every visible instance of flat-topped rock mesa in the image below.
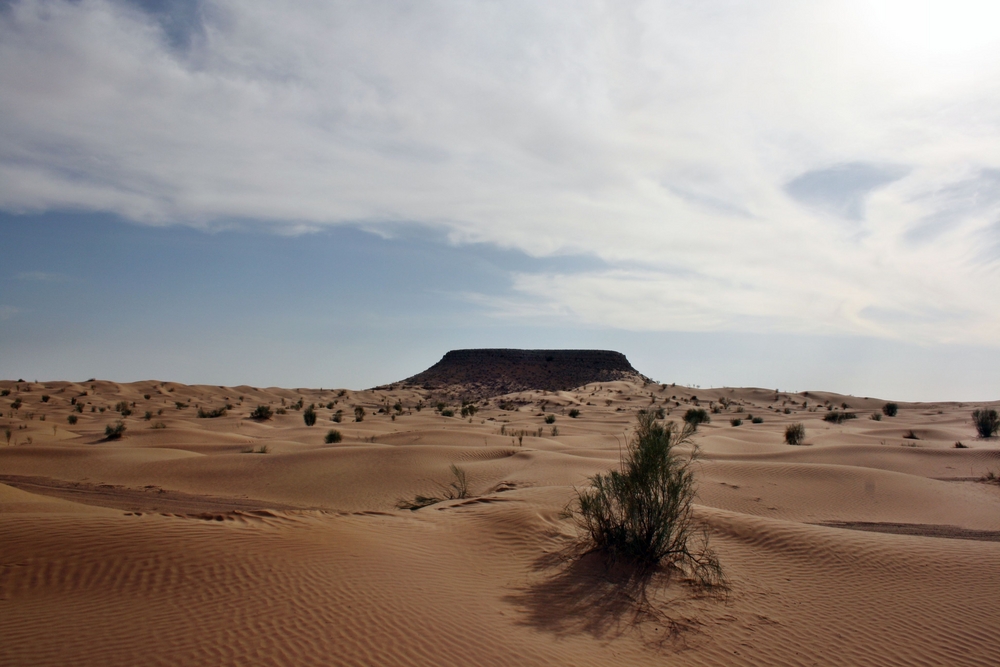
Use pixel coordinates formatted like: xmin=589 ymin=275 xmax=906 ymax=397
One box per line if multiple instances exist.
xmin=398 ymin=348 xmax=643 ymax=398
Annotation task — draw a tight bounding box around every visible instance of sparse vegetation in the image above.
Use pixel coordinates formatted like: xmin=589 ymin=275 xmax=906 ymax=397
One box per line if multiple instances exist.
xmin=354 ymin=406 xmax=365 ymax=422
xmin=250 ymin=405 xmax=273 ymax=420
xmin=460 ymin=403 xmax=478 ymax=418
xmin=325 ymin=429 xmax=343 ymax=444
xmin=303 ymin=405 xmax=317 ymax=426
xmin=333 ymin=409 xmax=343 ymax=423
xmin=870 ymin=412 xmax=882 ymax=421
xmin=67 ymin=414 xmax=78 ymax=425
xmin=573 ymin=411 xmax=723 ymax=585
xmin=441 ymin=408 xmax=455 ymax=417
xmin=544 ymin=414 xmax=556 ymax=424
xmin=569 ymin=408 xmax=580 ymax=418
xmin=972 ymin=408 xmax=1000 ymax=438
xmin=784 ymin=423 xmax=805 ymax=445
xmin=197 ymin=406 xmax=227 ymax=418
xmin=823 ymin=411 xmax=857 ymax=424
xmin=882 ymin=403 xmax=898 ymax=417
xmin=104 ymin=420 xmax=127 ymax=440
xmin=396 ymin=464 xmax=471 ymax=511
xmin=730 ymin=418 xmax=742 ymax=427
xmin=241 ymin=445 xmax=269 ymax=454
xmin=41 ymin=395 xmax=50 ymax=402
xmin=903 ymin=430 xmax=919 ymax=440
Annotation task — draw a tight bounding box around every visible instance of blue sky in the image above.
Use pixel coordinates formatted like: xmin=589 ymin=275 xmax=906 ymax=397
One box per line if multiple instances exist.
xmin=2 ymin=1 xmax=1000 ymax=400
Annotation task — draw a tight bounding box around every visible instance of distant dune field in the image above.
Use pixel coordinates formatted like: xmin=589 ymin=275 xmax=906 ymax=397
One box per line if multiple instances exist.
xmin=2 ymin=378 xmax=1000 ymax=666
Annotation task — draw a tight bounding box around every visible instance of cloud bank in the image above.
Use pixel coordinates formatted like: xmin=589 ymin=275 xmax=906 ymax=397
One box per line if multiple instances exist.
xmin=2 ymin=0 xmax=1000 ymax=344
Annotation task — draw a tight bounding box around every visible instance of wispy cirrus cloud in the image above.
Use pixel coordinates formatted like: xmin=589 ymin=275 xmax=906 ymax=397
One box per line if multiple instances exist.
xmin=1 ymin=0 xmax=999 ymax=345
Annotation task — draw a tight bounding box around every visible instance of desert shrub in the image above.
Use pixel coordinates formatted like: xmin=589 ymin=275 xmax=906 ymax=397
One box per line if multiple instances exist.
xmin=325 ymin=429 xmax=343 ymax=444
xmin=326 ymin=401 xmax=335 ymax=410
xmin=144 ymin=411 xmax=152 ymax=421
xmin=41 ymin=395 xmax=50 ymax=402
xmin=870 ymin=412 xmax=882 ymax=421
xmin=104 ymin=420 xmax=127 ymax=440
xmin=972 ymin=408 xmax=1000 ymax=438
xmin=954 ymin=441 xmax=967 ymax=448
xmin=545 ymin=414 xmax=556 ymax=424
xmin=573 ymin=411 xmax=723 ymax=584
xmin=67 ymin=414 xmax=78 ymax=425
xmin=275 ymin=407 xmax=287 ymax=415
xmin=143 ymin=394 xmax=151 ymax=400
xmin=461 ymin=404 xmax=478 ymax=418
xmin=882 ymin=403 xmax=898 ymax=417
xmin=151 ymin=421 xmax=166 ymax=429
xmin=0 ymin=389 xmax=8 ymax=396
xmin=175 ymin=401 xmax=187 ymax=410
xmin=730 ymin=418 xmax=742 ymax=427
xmin=333 ymin=409 xmax=343 ymax=423
xmin=683 ymin=408 xmax=710 ymax=428
xmin=569 ymin=408 xmax=581 ymax=418
xmin=75 ymin=403 xmax=83 ymax=413
xmin=394 ymin=401 xmax=403 ymax=413
xmin=441 ymin=408 xmax=455 ymax=417
xmin=241 ymin=445 xmax=269 ymax=454
xmin=903 ymin=429 xmax=919 ymax=440
xmin=397 ymin=464 xmax=470 ymax=511
xmin=303 ymin=405 xmax=317 ymax=426
xmin=783 ymin=407 xmax=791 ymax=414
xmin=197 ymin=406 xmax=227 ymax=418
xmin=784 ymin=423 xmax=805 ymax=445
xmin=11 ymin=398 xmax=22 ymax=410
xmin=250 ymin=404 xmax=273 ymax=420
xmin=354 ymin=406 xmax=365 ymax=422
xmin=823 ymin=411 xmax=857 ymax=424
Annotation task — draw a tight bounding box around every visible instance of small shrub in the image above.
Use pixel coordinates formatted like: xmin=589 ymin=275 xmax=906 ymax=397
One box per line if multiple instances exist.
xmin=354 ymin=406 xmax=365 ymax=422
xmin=326 ymin=401 xmax=335 ymax=410
xmin=303 ymin=405 xmax=317 ymax=426
xmin=461 ymin=404 xmax=478 ymax=418
xmin=573 ymin=411 xmax=723 ymax=584
xmin=870 ymin=412 xmax=882 ymax=421
xmin=954 ymin=441 xmax=967 ymax=448
xmin=903 ymin=430 xmax=919 ymax=440
xmin=394 ymin=401 xmax=403 ymax=413
xmin=882 ymin=403 xmax=898 ymax=417
xmin=397 ymin=464 xmax=470 ymax=510
xmin=545 ymin=414 xmax=556 ymax=424
xmin=104 ymin=420 xmax=127 ymax=440
xmin=972 ymin=408 xmax=1000 ymax=438
xmin=750 ymin=416 xmax=763 ymax=423
xmin=441 ymin=408 xmax=455 ymax=417
xmin=143 ymin=411 xmax=152 ymax=421
xmin=730 ymin=418 xmax=742 ymax=427
xmin=0 ymin=389 xmax=8 ymax=396
xmin=250 ymin=404 xmax=273 ymax=420
xmin=151 ymin=421 xmax=166 ymax=429
xmin=569 ymin=408 xmax=580 ymax=418
xmin=75 ymin=403 xmax=83 ymax=413
xmin=823 ymin=411 xmax=857 ymax=424
xmin=784 ymin=423 xmax=805 ymax=445
xmin=324 ymin=429 xmax=343 ymax=444
xmin=197 ymin=406 xmax=227 ymax=418
xmin=41 ymin=395 xmax=50 ymax=402
xmin=143 ymin=394 xmax=151 ymax=400
xmin=275 ymin=407 xmax=287 ymax=415
xmin=333 ymin=409 xmax=343 ymax=423
xmin=175 ymin=401 xmax=187 ymax=410
xmin=67 ymin=414 xmax=78 ymax=425
xmin=683 ymin=408 xmax=711 ymax=428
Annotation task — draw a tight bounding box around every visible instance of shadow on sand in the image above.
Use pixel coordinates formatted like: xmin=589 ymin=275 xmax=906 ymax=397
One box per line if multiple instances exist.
xmin=502 ymin=546 xmax=716 ymax=649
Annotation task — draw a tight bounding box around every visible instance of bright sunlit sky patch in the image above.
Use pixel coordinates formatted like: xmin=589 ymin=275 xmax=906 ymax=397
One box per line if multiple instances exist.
xmin=1 ymin=0 xmax=999 ymax=400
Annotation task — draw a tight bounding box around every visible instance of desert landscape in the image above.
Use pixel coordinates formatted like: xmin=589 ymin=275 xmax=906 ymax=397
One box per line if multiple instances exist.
xmin=2 ymin=349 xmax=999 ymax=666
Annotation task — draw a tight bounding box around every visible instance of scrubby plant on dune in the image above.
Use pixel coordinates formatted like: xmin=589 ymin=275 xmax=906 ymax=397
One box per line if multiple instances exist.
xmin=972 ymin=408 xmax=999 ymax=438
xmin=325 ymin=429 xmax=342 ymax=444
xmin=784 ymin=423 xmax=805 ymax=445
xmin=572 ymin=410 xmax=724 ymax=586
xmin=396 ymin=464 xmax=470 ymax=511
xmin=683 ymin=408 xmax=710 ymax=428
xmin=303 ymin=405 xmax=317 ymax=426
xmin=882 ymin=402 xmax=898 ymax=417
xmin=250 ymin=405 xmax=273 ymax=420
xmin=104 ymin=420 xmax=127 ymax=440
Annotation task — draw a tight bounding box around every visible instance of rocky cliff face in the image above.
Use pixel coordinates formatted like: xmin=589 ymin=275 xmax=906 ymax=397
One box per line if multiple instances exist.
xmin=398 ymin=349 xmax=642 ymax=398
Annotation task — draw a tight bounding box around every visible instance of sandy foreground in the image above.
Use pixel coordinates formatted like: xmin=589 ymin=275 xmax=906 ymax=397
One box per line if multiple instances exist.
xmin=2 ymin=379 xmax=999 ymax=666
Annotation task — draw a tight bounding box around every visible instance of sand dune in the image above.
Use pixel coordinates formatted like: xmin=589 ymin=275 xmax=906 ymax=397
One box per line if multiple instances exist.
xmin=2 ymin=379 xmax=1000 ymax=665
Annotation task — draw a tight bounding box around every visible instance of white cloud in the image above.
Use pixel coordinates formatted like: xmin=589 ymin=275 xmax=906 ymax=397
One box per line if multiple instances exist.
xmin=1 ymin=0 xmax=1000 ymax=344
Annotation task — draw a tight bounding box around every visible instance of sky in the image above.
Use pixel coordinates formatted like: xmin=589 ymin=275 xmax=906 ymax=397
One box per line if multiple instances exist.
xmin=1 ymin=0 xmax=1000 ymax=401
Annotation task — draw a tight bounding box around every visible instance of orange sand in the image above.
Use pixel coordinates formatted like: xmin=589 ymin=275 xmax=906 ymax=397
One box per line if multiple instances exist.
xmin=2 ymin=379 xmax=999 ymax=666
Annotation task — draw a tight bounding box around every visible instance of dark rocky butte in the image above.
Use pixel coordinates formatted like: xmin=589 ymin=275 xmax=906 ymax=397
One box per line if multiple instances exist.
xmin=398 ymin=349 xmax=643 ymax=399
